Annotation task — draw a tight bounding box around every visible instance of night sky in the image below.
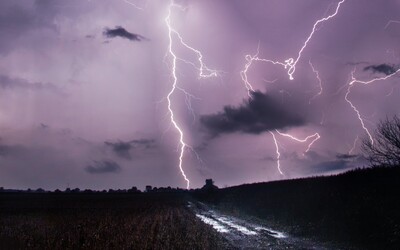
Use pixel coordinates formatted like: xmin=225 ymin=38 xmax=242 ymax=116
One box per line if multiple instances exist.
xmin=0 ymin=0 xmax=399 ymax=190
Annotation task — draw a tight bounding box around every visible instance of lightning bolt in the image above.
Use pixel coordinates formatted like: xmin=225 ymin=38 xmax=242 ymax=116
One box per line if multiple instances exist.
xmin=384 ymin=20 xmax=400 ymax=29
xmin=285 ymin=0 xmax=346 ymax=80
xmin=269 ymin=131 xmax=283 ymax=175
xmin=238 ymin=0 xmax=340 ymax=175
xmin=165 ymin=4 xmax=190 ymax=189
xmin=241 ymin=0 xmax=346 ymax=85
xmin=345 ymin=68 xmax=400 ymax=144
xmin=164 ymin=1 xmax=219 ymax=189
xmin=348 ymin=135 xmax=359 ymax=155
xmin=308 ymin=60 xmax=323 ymax=104
xmin=122 ymin=0 xmax=146 ymax=10
xmin=275 ymin=130 xmax=321 ymax=154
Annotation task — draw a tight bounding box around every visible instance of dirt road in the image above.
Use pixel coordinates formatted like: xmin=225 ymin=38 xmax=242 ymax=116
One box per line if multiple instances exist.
xmin=190 ymin=201 xmax=330 ymax=250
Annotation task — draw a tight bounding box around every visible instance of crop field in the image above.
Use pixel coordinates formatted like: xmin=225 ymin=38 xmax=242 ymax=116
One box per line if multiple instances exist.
xmin=0 ymin=193 xmax=229 ymax=249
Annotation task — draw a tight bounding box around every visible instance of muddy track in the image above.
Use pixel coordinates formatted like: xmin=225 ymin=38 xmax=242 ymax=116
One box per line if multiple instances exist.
xmin=189 ymin=201 xmax=330 ymax=250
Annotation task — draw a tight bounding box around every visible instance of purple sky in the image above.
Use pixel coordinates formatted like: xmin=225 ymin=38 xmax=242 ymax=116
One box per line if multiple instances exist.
xmin=0 ymin=0 xmax=399 ymax=190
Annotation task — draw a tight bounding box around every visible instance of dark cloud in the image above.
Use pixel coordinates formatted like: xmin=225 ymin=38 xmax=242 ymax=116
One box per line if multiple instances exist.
xmin=0 ymin=75 xmax=59 ymax=92
xmin=336 ymin=153 xmax=358 ymax=160
xmin=0 ymin=144 xmax=27 ymax=157
xmin=200 ymin=91 xmax=305 ymax=137
xmin=309 ymin=160 xmax=349 ymax=174
xmin=105 ymin=139 xmax=155 ymax=159
xmin=130 ymin=139 xmax=155 ymax=148
xmin=363 ymin=64 xmax=397 ymax=75
xmin=105 ymin=141 xmax=132 ymax=159
xmin=103 ymin=26 xmax=147 ymax=42
xmin=85 ymin=160 xmax=121 ymax=174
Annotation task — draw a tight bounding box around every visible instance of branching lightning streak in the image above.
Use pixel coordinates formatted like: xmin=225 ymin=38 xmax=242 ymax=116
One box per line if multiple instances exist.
xmin=165 ymin=4 xmax=190 ymax=189
xmin=349 ymin=135 xmax=359 ymax=155
xmin=275 ymin=130 xmax=320 ymax=154
xmin=241 ymin=0 xmax=346 ymax=87
xmin=238 ymin=1 xmax=346 ymax=174
xmin=173 ymin=33 xmax=219 ymax=78
xmin=239 ymin=54 xmax=321 ymax=174
xmin=269 ymin=131 xmax=283 ymax=175
xmin=164 ymin=1 xmax=219 ymax=189
xmin=122 ymin=0 xmax=145 ymax=10
xmin=308 ymin=60 xmax=323 ymax=104
xmin=384 ymin=20 xmax=400 ymax=29
xmin=345 ymin=68 xmax=400 ymax=144
xmin=285 ymin=0 xmax=346 ymax=80
xmin=240 ymin=43 xmax=287 ymax=96
xmin=240 ymin=53 xmax=256 ymax=97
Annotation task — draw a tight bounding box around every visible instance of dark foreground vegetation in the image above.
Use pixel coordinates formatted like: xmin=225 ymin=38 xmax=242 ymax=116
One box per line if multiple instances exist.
xmin=1 ymin=167 xmax=398 ymax=249
xmin=0 ymin=193 xmax=228 ymax=249
xmin=194 ymin=166 xmax=400 ymax=249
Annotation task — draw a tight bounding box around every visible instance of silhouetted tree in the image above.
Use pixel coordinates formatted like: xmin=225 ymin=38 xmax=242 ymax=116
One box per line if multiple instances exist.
xmin=145 ymin=185 xmax=152 ymax=192
xmin=128 ymin=186 xmax=139 ymax=193
xmin=362 ymin=115 xmax=400 ymax=167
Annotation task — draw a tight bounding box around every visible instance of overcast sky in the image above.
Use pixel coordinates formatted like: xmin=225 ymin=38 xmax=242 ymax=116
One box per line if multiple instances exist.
xmin=0 ymin=0 xmax=399 ymax=190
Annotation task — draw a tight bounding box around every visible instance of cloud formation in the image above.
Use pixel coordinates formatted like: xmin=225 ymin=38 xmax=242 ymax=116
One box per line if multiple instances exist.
xmin=200 ymin=91 xmax=305 ymax=136
xmin=85 ymin=160 xmax=121 ymax=174
xmin=104 ymin=139 xmax=155 ymax=159
xmin=103 ymin=26 xmax=147 ymax=42
xmin=0 ymin=144 xmax=27 ymax=157
xmin=0 ymin=75 xmax=59 ymax=92
xmin=336 ymin=153 xmax=358 ymax=160
xmin=363 ymin=64 xmax=397 ymax=75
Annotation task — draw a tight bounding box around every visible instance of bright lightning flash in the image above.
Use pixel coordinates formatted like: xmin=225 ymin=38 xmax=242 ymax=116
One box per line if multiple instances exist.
xmin=345 ymin=68 xmax=400 ymax=144
xmin=165 ymin=1 xmax=218 ymax=189
xmin=275 ymin=130 xmax=321 ymax=154
xmin=238 ymin=0 xmax=342 ymax=174
xmin=241 ymin=0 xmax=346 ymax=86
xmin=269 ymin=131 xmax=283 ymax=175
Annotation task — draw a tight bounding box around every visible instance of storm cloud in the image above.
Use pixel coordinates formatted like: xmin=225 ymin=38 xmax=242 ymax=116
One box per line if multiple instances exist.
xmin=85 ymin=160 xmax=121 ymax=174
xmin=105 ymin=139 xmax=155 ymax=159
xmin=363 ymin=64 xmax=397 ymax=75
xmin=200 ymin=91 xmax=305 ymax=136
xmin=103 ymin=26 xmax=147 ymax=42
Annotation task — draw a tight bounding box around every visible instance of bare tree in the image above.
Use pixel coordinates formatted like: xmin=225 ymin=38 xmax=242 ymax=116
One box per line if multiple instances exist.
xmin=362 ymin=115 xmax=400 ymax=167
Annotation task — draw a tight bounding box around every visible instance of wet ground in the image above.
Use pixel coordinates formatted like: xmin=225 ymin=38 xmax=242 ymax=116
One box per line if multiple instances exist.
xmin=189 ymin=201 xmax=334 ymax=250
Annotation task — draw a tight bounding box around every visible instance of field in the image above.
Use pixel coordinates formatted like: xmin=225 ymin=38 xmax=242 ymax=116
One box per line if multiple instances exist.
xmin=1 ymin=167 xmax=399 ymax=249
xmin=0 ymin=193 xmax=229 ymax=249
